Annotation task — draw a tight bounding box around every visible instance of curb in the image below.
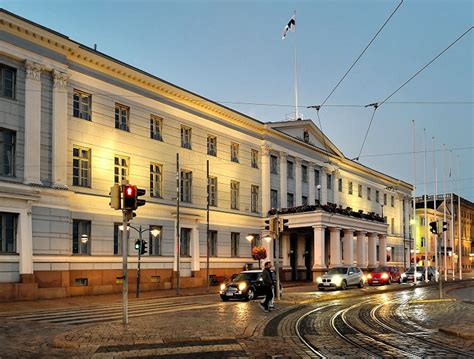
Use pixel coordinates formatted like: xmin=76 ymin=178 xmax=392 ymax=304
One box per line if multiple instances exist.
xmin=408 ymin=298 xmax=456 ymax=305
xmin=439 ymin=328 xmax=474 ymax=340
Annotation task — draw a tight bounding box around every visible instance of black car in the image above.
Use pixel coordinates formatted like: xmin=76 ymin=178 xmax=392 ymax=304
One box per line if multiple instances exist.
xmin=219 ymin=270 xmax=281 ymax=301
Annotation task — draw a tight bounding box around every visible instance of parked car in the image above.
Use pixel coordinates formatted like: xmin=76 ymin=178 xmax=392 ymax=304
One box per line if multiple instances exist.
xmin=317 ymin=266 xmax=365 ymax=291
xmin=219 ymin=269 xmax=282 ymax=301
xmin=367 ymin=266 xmax=401 ymax=286
xmin=401 ymin=266 xmax=437 ymax=282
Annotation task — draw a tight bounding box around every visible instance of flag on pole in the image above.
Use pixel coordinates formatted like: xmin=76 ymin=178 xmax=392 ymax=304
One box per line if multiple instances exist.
xmin=281 ymin=15 xmax=296 ymax=39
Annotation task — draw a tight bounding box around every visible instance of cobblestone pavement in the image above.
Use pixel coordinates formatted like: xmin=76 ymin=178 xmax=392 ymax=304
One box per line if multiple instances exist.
xmin=0 ymin=277 xmax=472 ymax=358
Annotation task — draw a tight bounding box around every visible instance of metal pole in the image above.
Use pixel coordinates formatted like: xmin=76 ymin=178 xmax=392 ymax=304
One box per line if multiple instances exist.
xmin=443 ymin=144 xmax=447 ymax=281
xmin=457 ymin=156 xmax=462 ymax=280
xmin=136 ymin=225 xmax=142 ymax=298
xmin=433 ymin=137 xmax=438 ymax=282
xmin=412 ymin=120 xmax=417 ymax=281
xmin=423 ymin=128 xmax=428 ymax=282
xmin=450 ymin=150 xmax=455 ymax=280
xmin=206 ymin=159 xmax=210 ymax=292
xmin=176 ymin=153 xmax=180 ymax=295
xmin=275 ymin=213 xmax=281 ymax=300
xmin=293 ymin=10 xmax=299 ymax=120
xmin=122 ymin=208 xmax=129 ymax=325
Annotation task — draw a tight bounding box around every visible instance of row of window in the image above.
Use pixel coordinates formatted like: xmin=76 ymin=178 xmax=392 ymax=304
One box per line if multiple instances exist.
xmin=73 ymin=90 xmax=260 ymax=168
xmin=337 ymin=178 xmax=395 ymax=206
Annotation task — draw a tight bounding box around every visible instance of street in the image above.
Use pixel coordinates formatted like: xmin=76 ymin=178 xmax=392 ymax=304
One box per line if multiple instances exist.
xmin=0 ymin=279 xmax=472 ymax=358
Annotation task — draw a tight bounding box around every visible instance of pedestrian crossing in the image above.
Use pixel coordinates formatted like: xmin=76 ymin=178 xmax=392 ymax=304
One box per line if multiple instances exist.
xmin=0 ymin=298 xmax=227 ymax=326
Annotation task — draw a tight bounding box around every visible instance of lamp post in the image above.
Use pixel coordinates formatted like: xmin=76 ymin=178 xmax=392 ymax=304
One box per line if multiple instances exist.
xmin=316 ymin=184 xmax=321 ymax=204
xmin=120 ymin=225 xmax=160 ymax=298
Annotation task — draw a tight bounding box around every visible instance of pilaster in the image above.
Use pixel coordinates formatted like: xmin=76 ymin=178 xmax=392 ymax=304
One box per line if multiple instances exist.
xmin=261 ymin=145 xmax=271 ymax=214
xmin=279 ymin=151 xmax=287 ymax=209
xmin=18 ymin=206 xmax=33 ymax=276
xmin=191 ymin=226 xmax=200 ymax=272
xmin=308 ymin=163 xmax=316 ymax=205
xmin=321 ymin=169 xmax=328 ymax=205
xmin=329 ymin=227 xmax=341 ymax=267
xmin=24 ymin=60 xmax=42 ymax=185
xmin=295 ymin=158 xmax=302 ymax=206
xmin=343 ymin=229 xmax=354 ymax=265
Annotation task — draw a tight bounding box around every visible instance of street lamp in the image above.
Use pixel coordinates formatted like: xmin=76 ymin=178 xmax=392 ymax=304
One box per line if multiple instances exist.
xmin=80 ymin=234 xmax=88 ymax=244
xmin=246 ymin=234 xmax=255 ymax=242
xmin=120 ymin=224 xmax=160 ymax=298
xmin=316 ymin=184 xmax=321 ymax=204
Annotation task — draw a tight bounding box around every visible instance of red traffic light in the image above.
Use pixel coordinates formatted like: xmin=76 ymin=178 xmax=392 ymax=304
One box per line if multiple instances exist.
xmin=123 ymin=185 xmax=137 ymax=209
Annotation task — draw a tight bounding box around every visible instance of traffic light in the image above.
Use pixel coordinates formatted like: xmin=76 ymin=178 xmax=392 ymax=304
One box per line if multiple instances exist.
xmin=442 ymin=221 xmax=448 ymax=232
xmin=123 ymin=185 xmax=137 ymax=210
xmin=264 ymin=217 xmax=276 ymax=232
xmin=134 ymin=239 xmax=140 ymax=250
xmin=279 ymin=218 xmax=289 ymax=232
xmin=136 ymin=188 xmax=146 ymax=208
xmin=429 ymin=221 xmax=438 ymax=234
xmin=140 ymin=239 xmax=148 ymax=255
xmin=109 ymin=184 xmax=121 ymax=210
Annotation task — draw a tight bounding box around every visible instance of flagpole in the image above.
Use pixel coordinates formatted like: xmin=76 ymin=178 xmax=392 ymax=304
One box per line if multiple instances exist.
xmin=423 ymin=128 xmax=428 ymax=282
xmin=449 ymin=149 xmax=455 ymax=280
xmin=293 ymin=10 xmax=299 ymax=120
xmin=443 ymin=144 xmax=447 ymax=281
xmin=457 ymin=155 xmax=462 ymax=280
xmin=432 ymin=137 xmax=438 ymax=282
xmin=412 ymin=120 xmax=417 ymax=280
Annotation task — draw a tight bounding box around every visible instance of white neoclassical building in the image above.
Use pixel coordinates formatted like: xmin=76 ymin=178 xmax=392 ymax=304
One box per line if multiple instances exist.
xmin=0 ymin=10 xmax=412 ymax=300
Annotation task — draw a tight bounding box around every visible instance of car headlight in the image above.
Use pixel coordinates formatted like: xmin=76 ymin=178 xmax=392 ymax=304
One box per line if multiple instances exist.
xmin=367 ymin=274 xmax=372 ymax=279
xmin=332 ymin=275 xmax=342 ymax=286
xmin=401 ymin=273 xmax=406 ymax=278
xmin=238 ymin=282 xmax=247 ymax=291
xmin=316 ymin=276 xmax=322 ymax=283
xmin=381 ymin=273 xmax=389 ymax=280
xmin=415 ymin=272 xmax=422 ymax=278
xmin=220 ymin=283 xmax=226 ymax=290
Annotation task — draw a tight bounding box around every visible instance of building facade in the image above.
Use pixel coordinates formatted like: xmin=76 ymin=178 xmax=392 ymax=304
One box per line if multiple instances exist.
xmin=0 ymin=10 xmax=412 ymax=301
xmin=415 ymin=194 xmax=473 ymax=273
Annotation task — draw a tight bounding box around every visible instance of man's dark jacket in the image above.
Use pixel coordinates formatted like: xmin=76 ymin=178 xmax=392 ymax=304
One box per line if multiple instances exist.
xmin=262 ymin=268 xmax=273 ymax=286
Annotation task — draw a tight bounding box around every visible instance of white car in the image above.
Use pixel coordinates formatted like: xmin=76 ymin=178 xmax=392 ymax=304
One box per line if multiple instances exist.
xmin=317 ymin=266 xmax=365 ymax=290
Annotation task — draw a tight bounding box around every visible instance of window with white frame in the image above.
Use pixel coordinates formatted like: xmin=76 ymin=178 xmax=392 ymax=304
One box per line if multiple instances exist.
xmin=271 ymin=189 xmax=278 ymax=209
xmin=251 ymin=149 xmax=258 ymax=168
xmin=72 ymin=220 xmax=91 ymax=255
xmin=150 ymin=115 xmax=163 ymax=141
xmin=0 ymin=128 xmax=15 ymax=177
xmin=231 ymin=142 xmax=239 ymax=163
xmin=270 ymin=155 xmax=278 ymax=174
xmin=207 ymin=135 xmax=217 ymax=156
xmin=181 ymin=126 xmax=192 ymax=149
xmin=73 ymin=90 xmax=91 ymax=120
xmin=348 ymin=181 xmax=353 ymax=195
xmin=209 ymin=230 xmax=217 ymax=257
xmin=114 ymin=103 xmax=129 ymax=131
xmin=73 ymin=146 xmax=91 ymax=187
xmin=209 ymin=176 xmax=218 ymax=206
xmin=287 ymin=193 xmax=294 ymax=208
xmin=302 ymin=165 xmax=308 ymax=183
xmin=338 ymin=178 xmax=343 ymax=192
xmin=231 ymin=232 xmax=239 ymax=257
xmin=0 ymin=65 xmax=15 ymax=99
xmin=251 ymin=185 xmax=259 ymax=213
xmin=231 ymin=180 xmax=240 ymax=210
xmin=180 ymin=228 xmax=191 ymax=256
xmin=114 ymin=155 xmax=129 ymax=184
xmin=180 ymin=170 xmax=192 ymax=203
xmin=113 ymin=223 xmax=122 ymax=255
xmin=0 ymin=212 xmax=17 ymax=253
xmin=149 ymin=225 xmax=162 ymax=256
xmin=287 ymin=161 xmax=294 ymax=179
xmin=150 ymin=163 xmax=163 ymax=198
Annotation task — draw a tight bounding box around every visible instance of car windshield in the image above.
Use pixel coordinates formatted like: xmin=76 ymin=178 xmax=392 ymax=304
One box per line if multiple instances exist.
xmin=406 ymin=266 xmax=425 ymax=273
xmin=233 ymin=273 xmax=259 ymax=282
xmin=374 ymin=266 xmax=389 ymax=273
xmin=327 ymin=268 xmax=348 ymax=275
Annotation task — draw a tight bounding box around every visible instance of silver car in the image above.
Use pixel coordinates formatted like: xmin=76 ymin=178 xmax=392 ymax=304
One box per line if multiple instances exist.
xmin=317 ymin=266 xmax=365 ymax=291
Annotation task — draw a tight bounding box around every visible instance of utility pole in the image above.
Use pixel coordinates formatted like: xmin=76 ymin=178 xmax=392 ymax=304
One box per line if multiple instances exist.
xmin=121 ymin=190 xmax=129 ymax=325
xmin=206 ymin=159 xmax=210 ymax=292
xmin=176 ymin=153 xmax=181 ymax=295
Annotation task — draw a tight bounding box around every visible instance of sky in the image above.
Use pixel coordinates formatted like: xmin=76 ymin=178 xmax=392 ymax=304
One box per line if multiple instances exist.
xmin=3 ymin=0 xmax=473 ymax=200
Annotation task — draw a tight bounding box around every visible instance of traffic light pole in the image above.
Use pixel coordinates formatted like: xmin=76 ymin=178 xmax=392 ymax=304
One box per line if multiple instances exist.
xmin=275 ymin=214 xmax=281 ymax=300
xmin=136 ymin=225 xmax=142 ymax=298
xmin=438 ymin=235 xmax=442 ymax=299
xmin=122 ymin=209 xmax=129 ymax=325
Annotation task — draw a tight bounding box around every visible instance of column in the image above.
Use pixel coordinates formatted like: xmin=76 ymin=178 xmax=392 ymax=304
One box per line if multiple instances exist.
xmin=191 ymin=226 xmax=200 ymax=273
xmin=281 ymin=233 xmax=290 ymax=269
xmin=333 ymin=173 xmax=340 ymax=205
xmin=279 ymin=151 xmax=287 ymax=209
xmin=356 ymin=231 xmax=367 ymax=268
xmin=312 ymin=225 xmax=326 ymax=270
xmin=329 ymin=227 xmax=341 ymax=267
xmin=321 ymin=170 xmax=328 ymax=205
xmin=308 ymin=163 xmax=316 ymax=205
xmin=343 ymin=229 xmax=354 ymax=265
xmin=295 ymin=158 xmax=302 ymax=206
xmin=297 ymin=234 xmax=305 ymax=269
xmin=18 ymin=206 xmax=34 ymax=282
xmin=52 ymin=70 xmax=69 ymax=189
xmin=261 ymin=145 xmax=271 ymax=214
xmin=379 ymin=234 xmax=387 ymax=266
xmin=24 ymin=60 xmax=42 ymax=185
xmin=368 ymin=233 xmax=378 ymax=269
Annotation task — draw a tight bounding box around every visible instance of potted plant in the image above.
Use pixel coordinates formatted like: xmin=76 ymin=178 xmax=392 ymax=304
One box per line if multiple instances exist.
xmin=252 ymin=246 xmax=267 ymax=269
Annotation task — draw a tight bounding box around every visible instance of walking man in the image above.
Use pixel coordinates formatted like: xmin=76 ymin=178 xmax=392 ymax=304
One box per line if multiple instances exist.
xmin=259 ymin=261 xmax=274 ymax=313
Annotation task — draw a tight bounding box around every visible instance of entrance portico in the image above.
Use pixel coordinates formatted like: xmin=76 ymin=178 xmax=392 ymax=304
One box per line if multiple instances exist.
xmin=277 ymin=207 xmax=388 ymax=282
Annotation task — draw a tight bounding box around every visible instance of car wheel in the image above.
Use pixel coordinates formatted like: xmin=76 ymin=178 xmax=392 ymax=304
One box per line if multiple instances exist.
xmin=220 ymin=295 xmax=229 ymax=302
xmin=245 ymin=288 xmax=255 ymax=301
xmin=341 ymin=280 xmax=347 ymax=290
xmin=358 ymin=279 xmax=364 ymax=288
xmin=388 ymin=278 xmax=392 ymax=285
